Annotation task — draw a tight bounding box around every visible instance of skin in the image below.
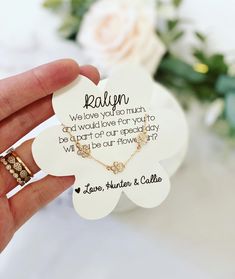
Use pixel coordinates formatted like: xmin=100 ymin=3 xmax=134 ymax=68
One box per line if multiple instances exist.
xmin=0 ymin=59 xmax=100 ymax=252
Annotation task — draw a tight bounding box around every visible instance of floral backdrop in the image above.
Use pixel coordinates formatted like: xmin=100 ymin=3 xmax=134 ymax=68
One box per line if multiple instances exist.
xmin=43 ymin=0 xmax=235 ymax=143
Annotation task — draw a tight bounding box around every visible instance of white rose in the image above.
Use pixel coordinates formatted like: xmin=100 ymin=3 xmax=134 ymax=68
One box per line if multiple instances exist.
xmin=77 ymin=0 xmax=166 ymax=76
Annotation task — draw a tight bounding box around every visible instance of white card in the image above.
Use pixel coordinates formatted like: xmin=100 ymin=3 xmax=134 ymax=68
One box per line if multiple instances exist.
xmin=32 ymin=64 xmax=187 ymax=219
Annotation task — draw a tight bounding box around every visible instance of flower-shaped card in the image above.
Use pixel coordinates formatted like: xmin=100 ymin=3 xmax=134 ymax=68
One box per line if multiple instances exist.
xmin=32 ymin=64 xmax=187 ymax=219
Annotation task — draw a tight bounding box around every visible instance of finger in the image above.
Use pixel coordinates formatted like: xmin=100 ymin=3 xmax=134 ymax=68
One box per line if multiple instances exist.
xmin=0 ymin=65 xmax=100 ymax=153
xmin=0 ymin=140 xmax=38 ymax=197
xmin=8 ymin=175 xmax=75 ymax=230
xmin=0 ymin=59 xmax=79 ymax=122
xmin=0 ymin=96 xmax=52 ymax=154
xmin=80 ymin=65 xmax=100 ymax=85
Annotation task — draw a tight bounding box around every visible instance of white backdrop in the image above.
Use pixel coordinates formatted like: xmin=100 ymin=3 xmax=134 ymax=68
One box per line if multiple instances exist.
xmin=0 ymin=1 xmax=235 ymax=279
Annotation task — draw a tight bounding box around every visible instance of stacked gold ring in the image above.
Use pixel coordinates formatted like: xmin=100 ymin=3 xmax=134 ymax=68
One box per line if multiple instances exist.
xmin=0 ymin=148 xmax=33 ymax=186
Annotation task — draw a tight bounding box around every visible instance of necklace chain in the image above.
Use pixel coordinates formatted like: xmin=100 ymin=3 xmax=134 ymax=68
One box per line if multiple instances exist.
xmin=63 ymin=114 xmax=149 ymax=174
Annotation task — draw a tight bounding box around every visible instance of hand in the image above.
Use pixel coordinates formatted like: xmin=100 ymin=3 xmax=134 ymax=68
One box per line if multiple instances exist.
xmin=0 ymin=59 xmax=100 ymax=252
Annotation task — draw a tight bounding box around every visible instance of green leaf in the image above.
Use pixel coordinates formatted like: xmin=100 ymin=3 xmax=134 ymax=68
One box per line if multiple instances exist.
xmin=195 ymin=31 xmax=206 ymax=42
xmin=71 ymin=0 xmax=83 ymax=15
xmin=58 ymin=15 xmax=80 ymax=39
xmin=193 ymin=51 xmax=228 ymax=74
xmin=208 ymin=54 xmax=228 ymax=74
xmin=171 ymin=30 xmax=185 ymax=42
xmin=43 ymin=0 xmax=63 ymax=9
xmin=172 ymin=0 xmax=183 ymax=7
xmin=71 ymin=0 xmax=95 ymax=17
xmin=159 ymin=56 xmax=206 ymax=83
xmin=167 ymin=20 xmax=179 ymax=31
xmin=194 ymin=84 xmax=217 ymax=100
xmin=193 ymin=49 xmax=207 ymax=63
xmin=216 ymin=75 xmax=235 ymax=94
xmin=225 ymin=91 xmax=235 ymax=128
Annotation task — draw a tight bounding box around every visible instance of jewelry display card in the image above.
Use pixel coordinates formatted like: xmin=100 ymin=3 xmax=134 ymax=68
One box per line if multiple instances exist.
xmin=32 ymin=64 xmax=187 ymax=219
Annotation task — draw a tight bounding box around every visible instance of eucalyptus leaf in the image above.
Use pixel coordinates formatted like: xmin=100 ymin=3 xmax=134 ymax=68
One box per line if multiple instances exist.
xmin=216 ymin=75 xmax=235 ymax=94
xmin=159 ymin=56 xmax=206 ymax=83
xmin=225 ymin=91 xmax=235 ymax=128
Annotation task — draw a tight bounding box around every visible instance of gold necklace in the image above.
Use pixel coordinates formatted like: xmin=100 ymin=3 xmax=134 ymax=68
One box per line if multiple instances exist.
xmin=63 ymin=114 xmax=149 ymax=174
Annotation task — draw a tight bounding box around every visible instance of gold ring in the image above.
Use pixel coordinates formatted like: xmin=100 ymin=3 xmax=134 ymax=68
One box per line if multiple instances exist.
xmin=0 ymin=148 xmax=33 ymax=186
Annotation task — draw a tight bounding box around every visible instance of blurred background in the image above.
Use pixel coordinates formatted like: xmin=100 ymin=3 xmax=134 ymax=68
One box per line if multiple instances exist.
xmin=0 ymin=0 xmax=235 ymax=278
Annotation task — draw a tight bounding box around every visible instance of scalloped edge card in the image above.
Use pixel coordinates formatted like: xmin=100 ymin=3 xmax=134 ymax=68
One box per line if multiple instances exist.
xmin=32 ymin=63 xmax=187 ymax=220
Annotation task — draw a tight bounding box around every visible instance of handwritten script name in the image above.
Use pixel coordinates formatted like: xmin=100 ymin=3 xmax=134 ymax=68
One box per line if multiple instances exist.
xmin=83 ymin=91 xmax=129 ymax=111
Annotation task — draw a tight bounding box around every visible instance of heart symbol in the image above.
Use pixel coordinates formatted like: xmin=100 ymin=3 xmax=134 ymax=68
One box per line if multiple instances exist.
xmin=75 ymin=187 xmax=80 ymax=194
